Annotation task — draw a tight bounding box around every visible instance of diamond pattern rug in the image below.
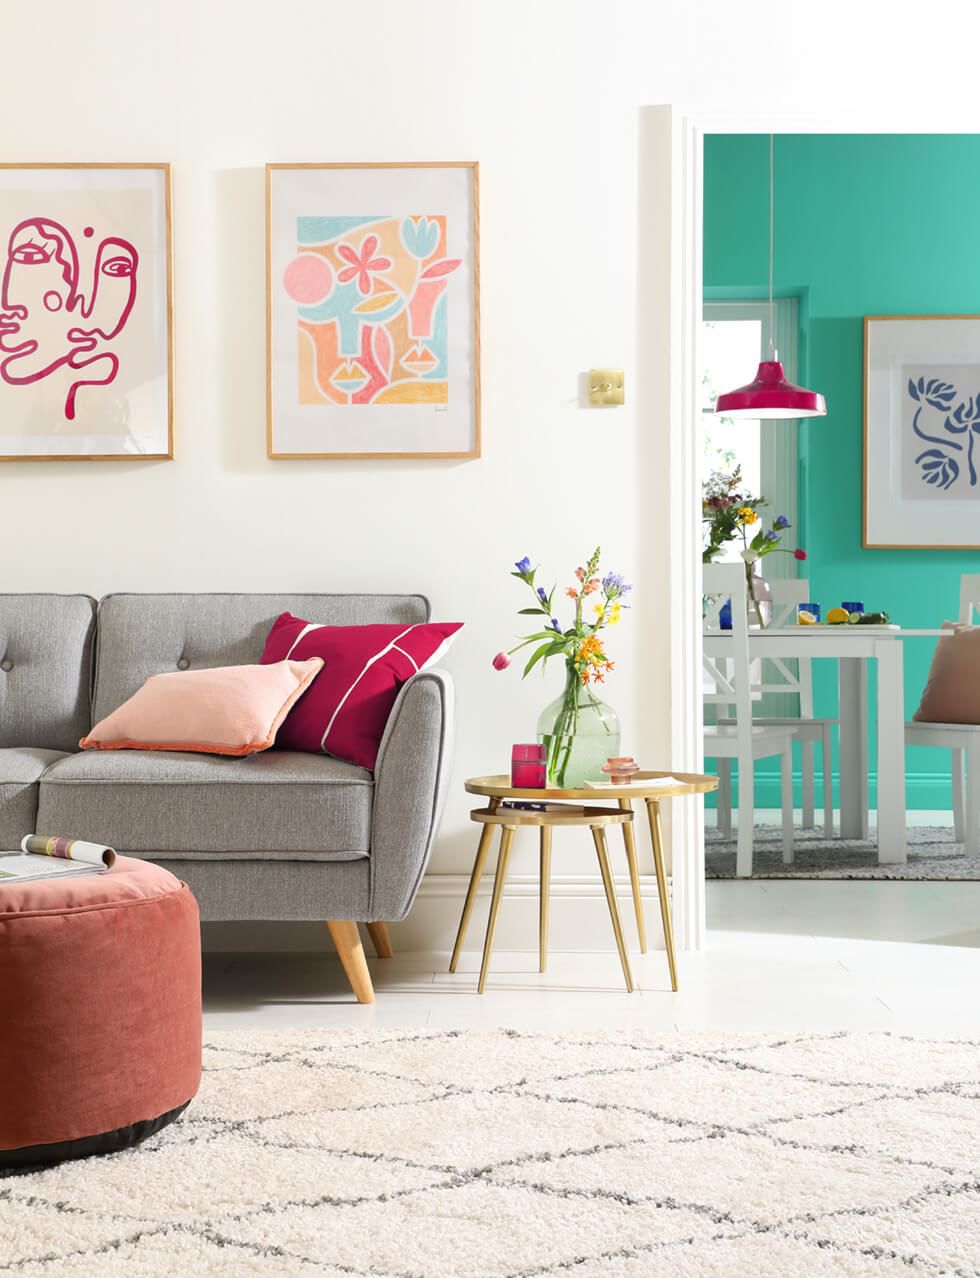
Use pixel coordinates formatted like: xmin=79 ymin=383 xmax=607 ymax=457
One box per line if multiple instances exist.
xmin=2 ymin=1029 xmax=978 ymax=1276
xmin=706 ymin=824 xmax=980 ymax=879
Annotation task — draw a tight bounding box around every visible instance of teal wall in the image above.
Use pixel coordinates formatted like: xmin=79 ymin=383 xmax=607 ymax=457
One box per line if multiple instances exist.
xmin=704 ymin=134 xmax=980 ymax=810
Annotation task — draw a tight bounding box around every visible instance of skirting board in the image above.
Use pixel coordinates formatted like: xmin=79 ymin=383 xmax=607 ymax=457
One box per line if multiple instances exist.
xmin=201 ymin=872 xmax=668 ymax=954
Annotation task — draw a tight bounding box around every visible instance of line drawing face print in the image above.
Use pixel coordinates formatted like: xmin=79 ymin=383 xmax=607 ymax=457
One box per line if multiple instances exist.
xmin=0 ymin=217 xmax=138 ymax=420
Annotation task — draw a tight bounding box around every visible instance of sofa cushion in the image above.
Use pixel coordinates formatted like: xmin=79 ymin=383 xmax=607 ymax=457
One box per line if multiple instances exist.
xmin=36 ymin=750 xmax=373 ymax=859
xmin=92 ymin=593 xmax=429 ymax=724
xmin=0 ymin=595 xmax=96 ymax=752
xmin=0 ymin=748 xmax=69 ymax=849
xmin=259 ymin=614 xmax=462 ymax=769
xmin=81 ymin=658 xmax=324 ymax=756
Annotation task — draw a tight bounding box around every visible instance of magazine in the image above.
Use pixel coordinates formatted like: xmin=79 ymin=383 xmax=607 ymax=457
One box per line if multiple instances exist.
xmin=0 ymin=835 xmax=116 ymax=886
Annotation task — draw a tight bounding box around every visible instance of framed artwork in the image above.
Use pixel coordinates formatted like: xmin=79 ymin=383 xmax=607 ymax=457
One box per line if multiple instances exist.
xmin=864 ymin=315 xmax=980 ymax=548
xmin=266 ymin=162 xmax=480 ymax=459
xmin=0 ymin=164 xmax=173 ymax=461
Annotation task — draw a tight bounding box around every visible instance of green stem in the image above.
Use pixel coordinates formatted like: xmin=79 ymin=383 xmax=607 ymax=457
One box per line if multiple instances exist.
xmin=550 ymin=663 xmax=580 ymax=786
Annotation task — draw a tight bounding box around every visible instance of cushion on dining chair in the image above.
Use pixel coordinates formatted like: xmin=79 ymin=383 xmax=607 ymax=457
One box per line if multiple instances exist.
xmin=913 ymin=624 xmax=980 ymax=724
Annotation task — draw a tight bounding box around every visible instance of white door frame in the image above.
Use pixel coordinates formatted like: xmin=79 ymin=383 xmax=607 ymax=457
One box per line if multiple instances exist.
xmin=636 ymin=106 xmax=705 ymax=949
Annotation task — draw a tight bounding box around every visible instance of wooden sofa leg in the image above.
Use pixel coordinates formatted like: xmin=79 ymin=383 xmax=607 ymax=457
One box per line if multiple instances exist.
xmin=326 ymin=920 xmax=375 ymax=1004
xmin=366 ymin=922 xmax=393 ymax=958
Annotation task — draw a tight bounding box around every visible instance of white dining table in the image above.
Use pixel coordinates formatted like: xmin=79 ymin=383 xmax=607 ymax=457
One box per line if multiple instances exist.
xmin=702 ymin=625 xmax=949 ymax=865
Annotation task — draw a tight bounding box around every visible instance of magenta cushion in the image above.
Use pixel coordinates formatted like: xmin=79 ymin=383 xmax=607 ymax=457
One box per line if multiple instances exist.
xmin=260 ymin=614 xmax=461 ymax=769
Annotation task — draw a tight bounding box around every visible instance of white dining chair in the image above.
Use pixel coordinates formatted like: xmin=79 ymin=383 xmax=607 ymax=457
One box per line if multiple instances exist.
xmin=703 ymin=563 xmax=796 ymax=876
xmin=904 ymin=573 xmax=980 ymax=854
xmin=717 ymin=578 xmax=835 ymax=837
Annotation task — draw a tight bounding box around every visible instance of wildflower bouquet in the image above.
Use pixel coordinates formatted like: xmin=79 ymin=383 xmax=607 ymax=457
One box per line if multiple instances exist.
xmin=736 ymin=508 xmax=807 ymax=627
xmin=702 ymin=465 xmax=764 ymax=563
xmin=492 ymin=548 xmax=632 ymax=786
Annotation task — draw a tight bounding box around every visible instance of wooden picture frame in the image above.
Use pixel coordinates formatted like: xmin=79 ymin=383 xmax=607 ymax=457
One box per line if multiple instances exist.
xmin=864 ymin=314 xmax=980 ymax=549
xmin=266 ymin=162 xmax=480 ymax=460
xmin=0 ymin=163 xmax=173 ymax=461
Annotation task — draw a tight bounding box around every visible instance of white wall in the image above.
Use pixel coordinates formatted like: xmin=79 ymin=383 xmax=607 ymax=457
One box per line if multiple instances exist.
xmin=4 ymin=0 xmax=657 ymax=951
xmin=9 ymin=0 xmax=980 ymax=952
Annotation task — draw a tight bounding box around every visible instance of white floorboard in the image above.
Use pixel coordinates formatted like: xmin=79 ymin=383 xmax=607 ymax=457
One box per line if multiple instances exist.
xmin=203 ymin=880 xmax=980 ymax=1036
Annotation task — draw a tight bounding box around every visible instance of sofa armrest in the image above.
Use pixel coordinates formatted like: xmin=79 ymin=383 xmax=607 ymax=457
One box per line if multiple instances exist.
xmin=369 ymin=668 xmax=455 ymax=920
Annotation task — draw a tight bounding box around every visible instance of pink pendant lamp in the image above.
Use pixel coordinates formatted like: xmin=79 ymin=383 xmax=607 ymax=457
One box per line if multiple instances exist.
xmin=714 ymin=135 xmax=826 ymax=420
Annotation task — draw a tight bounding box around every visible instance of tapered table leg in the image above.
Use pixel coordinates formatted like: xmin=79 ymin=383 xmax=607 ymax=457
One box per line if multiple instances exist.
xmin=618 ymin=797 xmax=647 ymax=953
xmin=450 ymin=797 xmax=500 ymax=972
xmin=591 ymin=825 xmax=634 ymax=993
xmin=478 ymin=826 xmax=515 ymax=993
xmin=645 ymin=798 xmax=678 ymax=991
xmin=539 ymin=825 xmax=552 ymax=973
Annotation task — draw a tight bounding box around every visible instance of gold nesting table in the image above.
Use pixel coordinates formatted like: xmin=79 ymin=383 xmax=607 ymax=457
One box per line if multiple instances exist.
xmin=451 ymin=772 xmax=718 ymax=994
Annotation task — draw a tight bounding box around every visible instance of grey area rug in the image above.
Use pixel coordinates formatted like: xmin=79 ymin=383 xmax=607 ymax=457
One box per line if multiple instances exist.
xmin=706 ymin=824 xmax=979 ymax=880
xmin=2 ymin=1029 xmax=978 ymax=1276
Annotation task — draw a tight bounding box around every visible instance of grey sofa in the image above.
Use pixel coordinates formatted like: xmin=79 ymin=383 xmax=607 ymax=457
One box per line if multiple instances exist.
xmin=0 ymin=592 xmax=454 ymax=1002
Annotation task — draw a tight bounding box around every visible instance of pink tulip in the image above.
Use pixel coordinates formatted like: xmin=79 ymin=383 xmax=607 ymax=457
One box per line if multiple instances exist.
xmin=492 ymin=652 xmax=511 ymax=671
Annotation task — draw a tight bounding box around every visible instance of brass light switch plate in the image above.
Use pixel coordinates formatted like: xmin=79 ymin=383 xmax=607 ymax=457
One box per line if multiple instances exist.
xmin=588 ymin=369 xmax=625 ymax=406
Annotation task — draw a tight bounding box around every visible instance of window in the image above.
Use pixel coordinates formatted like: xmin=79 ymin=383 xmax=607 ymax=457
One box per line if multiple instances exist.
xmin=702 ymin=298 xmax=800 ymax=578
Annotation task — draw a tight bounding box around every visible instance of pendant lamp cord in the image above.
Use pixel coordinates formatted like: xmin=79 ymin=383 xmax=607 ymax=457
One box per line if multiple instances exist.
xmin=768 ymin=131 xmax=775 ymax=358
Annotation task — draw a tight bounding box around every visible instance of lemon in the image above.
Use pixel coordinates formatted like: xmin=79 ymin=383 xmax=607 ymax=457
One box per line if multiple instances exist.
xmin=826 ymin=607 xmax=850 ymax=625
xmin=797 ymin=610 xmax=818 ymax=626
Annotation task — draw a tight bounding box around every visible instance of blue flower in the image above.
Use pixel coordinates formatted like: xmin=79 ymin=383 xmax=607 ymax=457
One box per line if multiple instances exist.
xmin=514 ymin=556 xmax=532 ymax=575
xmin=764 ymin=530 xmax=780 ymax=543
xmin=400 ymin=216 xmax=440 ymax=260
xmin=773 ymin=515 xmax=791 ymax=529
xmin=550 ymin=618 xmax=562 ymax=633
xmin=537 ymin=586 xmax=549 ymax=604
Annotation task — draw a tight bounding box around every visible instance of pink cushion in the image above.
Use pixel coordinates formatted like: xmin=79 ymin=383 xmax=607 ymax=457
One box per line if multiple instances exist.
xmin=80 ymin=658 xmax=323 ymax=756
xmin=260 ymin=614 xmax=461 ymax=769
xmin=913 ymin=625 xmax=980 ymax=724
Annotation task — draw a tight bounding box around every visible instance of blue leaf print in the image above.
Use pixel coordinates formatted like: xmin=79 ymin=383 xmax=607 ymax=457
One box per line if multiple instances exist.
xmin=916 ymin=448 xmax=959 ymax=490
xmin=924 ymin=378 xmax=956 ymax=410
xmin=908 ymin=377 xmax=920 ymax=402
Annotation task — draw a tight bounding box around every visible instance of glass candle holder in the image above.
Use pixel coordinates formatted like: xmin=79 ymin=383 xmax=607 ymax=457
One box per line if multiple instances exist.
xmin=601 ymin=756 xmax=640 ymax=784
xmin=512 ymin=743 xmax=547 ymax=789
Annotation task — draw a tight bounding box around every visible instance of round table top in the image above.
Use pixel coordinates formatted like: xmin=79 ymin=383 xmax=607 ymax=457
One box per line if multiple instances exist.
xmin=465 ymin=771 xmax=719 ymax=802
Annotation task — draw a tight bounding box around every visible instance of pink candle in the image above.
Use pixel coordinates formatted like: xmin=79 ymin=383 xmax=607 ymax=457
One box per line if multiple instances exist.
xmin=512 ymin=743 xmax=547 ymax=788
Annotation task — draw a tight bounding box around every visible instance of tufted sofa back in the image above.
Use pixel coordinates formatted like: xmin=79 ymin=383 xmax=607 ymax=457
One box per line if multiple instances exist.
xmin=90 ymin=593 xmax=431 ymax=724
xmin=0 ymin=595 xmax=97 ymax=753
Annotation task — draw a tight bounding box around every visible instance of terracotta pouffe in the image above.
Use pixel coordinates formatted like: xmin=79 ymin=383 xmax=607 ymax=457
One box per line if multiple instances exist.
xmin=0 ymin=857 xmax=202 ymax=1169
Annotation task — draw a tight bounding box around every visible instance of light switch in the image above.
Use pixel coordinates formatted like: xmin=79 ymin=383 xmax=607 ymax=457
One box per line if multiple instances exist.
xmin=588 ymin=369 xmax=625 ymax=406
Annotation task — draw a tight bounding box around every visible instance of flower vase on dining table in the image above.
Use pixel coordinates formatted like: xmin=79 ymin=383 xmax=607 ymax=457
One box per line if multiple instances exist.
xmin=746 ymin=560 xmax=772 ymax=629
xmin=537 ymin=660 xmax=620 ymax=788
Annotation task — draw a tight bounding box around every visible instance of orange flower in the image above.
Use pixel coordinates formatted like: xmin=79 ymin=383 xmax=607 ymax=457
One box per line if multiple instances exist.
xmin=575 ymin=567 xmax=586 ymax=582
xmin=582 ymin=579 xmax=600 ymax=595
xmin=566 ymin=587 xmax=578 ymax=599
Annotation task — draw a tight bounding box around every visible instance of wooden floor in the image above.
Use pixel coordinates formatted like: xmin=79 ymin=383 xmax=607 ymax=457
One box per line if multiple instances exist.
xmin=203 ymin=879 xmax=980 ymax=1036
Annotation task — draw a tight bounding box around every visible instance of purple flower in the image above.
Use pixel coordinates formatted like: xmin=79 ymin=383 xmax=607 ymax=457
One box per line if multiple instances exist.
xmin=537 ymin=586 xmax=549 ymax=604
xmin=514 ymin=556 xmax=532 ymax=574
xmin=764 ymin=530 xmax=780 ymax=543
xmin=602 ymin=572 xmax=632 ymax=596
xmin=774 ymin=515 xmax=791 ymax=529
xmin=550 ymin=618 xmax=562 ymax=633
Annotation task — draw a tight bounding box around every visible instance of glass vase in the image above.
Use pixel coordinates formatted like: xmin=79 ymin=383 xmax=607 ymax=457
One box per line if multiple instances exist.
xmin=746 ymin=562 xmax=772 ymax=628
xmin=536 ymin=662 xmax=621 ymax=788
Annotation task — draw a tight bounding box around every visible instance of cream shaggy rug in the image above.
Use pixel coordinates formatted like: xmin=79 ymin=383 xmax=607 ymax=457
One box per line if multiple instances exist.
xmin=2 ymin=1029 xmax=978 ymax=1277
